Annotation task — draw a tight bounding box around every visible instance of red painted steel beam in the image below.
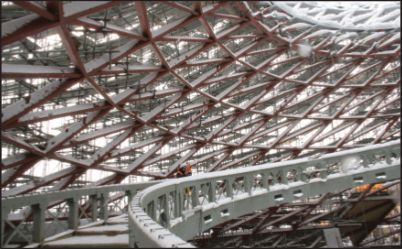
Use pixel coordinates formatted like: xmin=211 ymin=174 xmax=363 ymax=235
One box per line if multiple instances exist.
xmin=135 ymin=2 xmax=153 ymax=40
xmin=1 ymin=71 xmax=83 ymax=80
xmin=45 ymin=1 xmax=63 ymax=19
xmin=2 ymin=132 xmax=47 ymax=157
xmin=2 ymin=153 xmax=42 ymax=170
xmin=364 ymin=182 xmax=400 ymax=199
xmin=63 ymin=1 xmax=126 ymax=22
xmin=6 ymin=102 xmax=111 ymax=129
xmin=159 ymin=1 xmax=199 ymax=16
xmin=55 ymin=25 xmax=87 ymax=75
xmin=2 ymin=78 xmax=84 ymax=129
xmin=2 ymin=16 xmax=60 ymax=47
xmin=360 ymin=229 xmax=401 ymax=246
xmin=206 ymin=12 xmax=249 ymax=21
xmin=372 ymin=118 xmax=399 ymax=144
xmin=70 ymin=17 xmax=148 ymax=41
xmin=1 ymin=159 xmax=41 ymax=188
xmin=237 ymin=207 xmax=280 ymax=247
xmin=12 ymin=1 xmax=58 ymax=21
xmin=155 ymin=36 xmax=213 ymax=42
xmin=44 ymin=109 xmax=112 ymax=154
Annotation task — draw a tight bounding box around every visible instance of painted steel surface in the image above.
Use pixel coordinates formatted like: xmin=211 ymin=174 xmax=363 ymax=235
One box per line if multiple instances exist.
xmin=1 ymin=181 xmax=160 ymax=247
xmin=129 ymin=141 xmax=400 ymax=247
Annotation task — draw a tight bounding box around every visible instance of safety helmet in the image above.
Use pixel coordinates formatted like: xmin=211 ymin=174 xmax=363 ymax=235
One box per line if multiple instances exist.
xmin=180 ymin=163 xmax=187 ymax=169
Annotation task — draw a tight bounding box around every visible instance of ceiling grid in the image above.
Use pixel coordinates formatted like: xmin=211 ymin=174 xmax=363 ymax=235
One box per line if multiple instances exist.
xmin=1 ymin=1 xmax=400 ymax=197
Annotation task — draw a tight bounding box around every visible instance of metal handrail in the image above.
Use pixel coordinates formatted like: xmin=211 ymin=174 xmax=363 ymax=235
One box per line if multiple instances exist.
xmin=129 ymin=141 xmax=400 ymax=247
xmin=1 ymin=181 xmax=161 ymax=247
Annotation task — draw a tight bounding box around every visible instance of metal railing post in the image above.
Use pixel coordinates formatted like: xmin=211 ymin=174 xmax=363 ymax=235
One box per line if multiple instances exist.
xmin=385 ymin=149 xmax=392 ymax=165
xmin=262 ymin=172 xmax=269 ymax=190
xmin=361 ymin=154 xmax=369 ymax=168
xmin=1 ymin=208 xmax=8 ymax=247
xmin=208 ymin=181 xmax=216 ymax=203
xmin=280 ymin=170 xmax=288 ymax=185
xmin=90 ymin=194 xmax=98 ymax=222
xmin=174 ymin=189 xmax=181 ymax=218
xmin=177 ymin=189 xmax=184 ymax=215
xmin=244 ymin=175 xmax=252 ymax=195
xmin=163 ymin=194 xmax=170 ymax=225
xmin=99 ymin=193 xmax=109 ymax=220
xmin=31 ymin=202 xmax=47 ymax=243
xmin=67 ymin=198 xmax=79 ymax=230
xmin=226 ymin=178 xmax=234 ymax=199
xmin=129 ymin=214 xmax=140 ymax=248
xmin=191 ymin=185 xmax=199 ymax=208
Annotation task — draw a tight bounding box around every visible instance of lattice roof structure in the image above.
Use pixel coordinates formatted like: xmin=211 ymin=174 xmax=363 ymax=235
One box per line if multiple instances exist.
xmin=1 ymin=1 xmax=400 ymax=199
xmin=1 ymin=2 xmax=401 ymax=248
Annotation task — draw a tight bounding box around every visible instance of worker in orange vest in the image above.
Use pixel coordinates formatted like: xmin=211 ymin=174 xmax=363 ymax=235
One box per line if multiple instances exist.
xmin=176 ymin=163 xmax=192 ymax=178
xmin=176 ymin=165 xmax=186 ymax=178
xmin=185 ymin=162 xmax=192 ymax=176
xmin=175 ymin=163 xmax=192 ymax=209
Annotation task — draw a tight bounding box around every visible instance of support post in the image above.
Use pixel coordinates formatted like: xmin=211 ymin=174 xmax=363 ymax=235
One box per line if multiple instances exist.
xmin=2 ymin=208 xmax=9 ymax=247
xmin=226 ymin=178 xmax=233 ymax=199
xmin=191 ymin=186 xmax=199 ymax=208
xmin=90 ymin=194 xmax=98 ymax=222
xmin=163 ymin=193 xmax=170 ymax=224
xmin=385 ymin=149 xmax=392 ymax=165
xmin=280 ymin=170 xmax=288 ymax=185
xmin=176 ymin=189 xmax=183 ymax=216
xmin=174 ymin=190 xmax=180 ymax=218
xmin=129 ymin=216 xmax=141 ymax=248
xmin=125 ymin=190 xmax=133 ymax=203
xmin=361 ymin=154 xmax=369 ymax=168
xmin=99 ymin=193 xmax=109 ymax=221
xmin=67 ymin=198 xmax=79 ymax=230
xmin=208 ymin=181 xmax=216 ymax=203
xmin=271 ymin=171 xmax=278 ymax=185
xmin=128 ymin=216 xmax=135 ymax=248
xmin=244 ymin=175 xmax=252 ymax=196
xmin=31 ymin=202 xmax=47 ymax=243
xmin=262 ymin=172 xmax=269 ymax=190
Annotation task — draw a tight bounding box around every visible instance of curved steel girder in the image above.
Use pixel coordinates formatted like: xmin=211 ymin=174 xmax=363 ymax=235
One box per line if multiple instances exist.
xmin=129 ymin=141 xmax=400 ymax=247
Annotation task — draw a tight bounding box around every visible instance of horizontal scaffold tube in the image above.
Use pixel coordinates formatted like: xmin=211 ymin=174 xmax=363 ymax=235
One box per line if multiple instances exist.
xmin=128 ymin=141 xmax=400 ymax=248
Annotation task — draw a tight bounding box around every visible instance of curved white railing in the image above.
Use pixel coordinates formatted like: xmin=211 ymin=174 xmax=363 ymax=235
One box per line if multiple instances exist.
xmin=128 ymin=141 xmax=400 ymax=248
xmin=1 ymin=181 xmax=161 ymax=248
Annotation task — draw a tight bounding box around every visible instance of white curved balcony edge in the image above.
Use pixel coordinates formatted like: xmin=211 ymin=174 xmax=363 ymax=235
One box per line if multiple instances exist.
xmin=129 ymin=141 xmax=400 ymax=248
xmin=2 ymin=181 xmax=163 ymax=248
xmin=2 ymin=181 xmax=162 ymax=209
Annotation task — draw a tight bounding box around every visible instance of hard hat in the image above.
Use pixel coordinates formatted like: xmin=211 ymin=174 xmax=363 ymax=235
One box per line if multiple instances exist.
xmin=180 ymin=163 xmax=187 ymax=169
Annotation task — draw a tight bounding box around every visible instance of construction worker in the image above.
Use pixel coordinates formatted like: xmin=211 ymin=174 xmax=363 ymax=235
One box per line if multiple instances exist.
xmin=162 ymin=163 xmax=192 ymax=223
xmin=176 ymin=163 xmax=192 ymax=209
xmin=176 ymin=163 xmax=192 ymax=178
xmin=176 ymin=164 xmax=187 ymax=178
xmin=185 ymin=162 xmax=192 ymax=176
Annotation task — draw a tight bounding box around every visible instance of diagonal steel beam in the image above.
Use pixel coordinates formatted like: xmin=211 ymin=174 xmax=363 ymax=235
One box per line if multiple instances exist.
xmin=2 ymin=78 xmax=84 ymax=129
xmin=12 ymin=1 xmax=57 ymax=21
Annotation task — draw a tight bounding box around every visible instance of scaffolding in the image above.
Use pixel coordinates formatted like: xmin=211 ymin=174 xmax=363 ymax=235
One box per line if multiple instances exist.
xmin=1 ymin=1 xmax=401 ymax=247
